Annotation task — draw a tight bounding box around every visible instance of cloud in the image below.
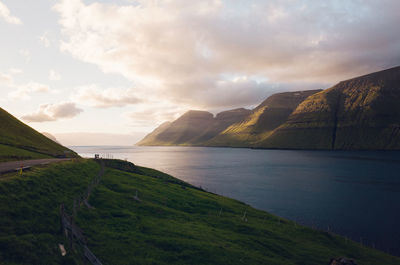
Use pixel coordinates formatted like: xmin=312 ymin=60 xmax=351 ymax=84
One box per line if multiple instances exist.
xmin=39 ymin=32 xmax=51 ymax=48
xmin=19 ymin=49 xmax=30 ymax=62
xmin=9 ymin=68 xmax=22 ymax=75
xmin=0 ymin=1 xmax=22 ymax=24
xmin=2 ymin=70 xmax=52 ymax=101
xmin=3 ymin=69 xmax=54 ymax=101
xmin=21 ymin=102 xmax=83 ymax=122
xmin=8 ymin=82 xmax=51 ymax=100
xmin=0 ymin=69 xmax=24 ymax=85
xmin=49 ymin=69 xmax=61 ymax=80
xmin=167 ymin=76 xmax=325 ymax=109
xmin=0 ymin=71 xmax=13 ymax=85
xmin=127 ymin=108 xmax=183 ymax=127
xmin=72 ymin=84 xmax=142 ymax=108
xmin=54 ymin=0 xmax=400 ymax=110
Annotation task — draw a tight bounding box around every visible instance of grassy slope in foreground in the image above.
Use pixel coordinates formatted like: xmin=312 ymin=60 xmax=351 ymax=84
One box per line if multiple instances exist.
xmin=1 ymin=159 xmax=399 ymax=265
xmin=0 ymin=107 xmax=78 ymax=161
xmin=0 ymin=159 xmax=98 ymax=264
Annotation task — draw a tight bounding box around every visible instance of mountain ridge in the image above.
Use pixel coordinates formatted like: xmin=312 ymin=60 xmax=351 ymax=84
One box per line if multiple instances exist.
xmin=207 ymin=89 xmax=322 ymax=147
xmin=259 ymin=66 xmax=400 ymax=150
xmin=138 ymin=66 xmax=400 ymax=150
xmin=137 ymin=108 xmax=251 ymax=146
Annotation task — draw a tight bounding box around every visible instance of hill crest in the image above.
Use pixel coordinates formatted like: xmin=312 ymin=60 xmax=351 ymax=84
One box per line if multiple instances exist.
xmin=0 ymin=107 xmax=78 ymax=161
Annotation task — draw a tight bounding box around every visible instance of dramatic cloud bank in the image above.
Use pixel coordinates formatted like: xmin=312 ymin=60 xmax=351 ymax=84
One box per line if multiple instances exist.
xmin=53 ymin=0 xmax=400 ymax=111
xmin=21 ymin=102 xmax=83 ymax=122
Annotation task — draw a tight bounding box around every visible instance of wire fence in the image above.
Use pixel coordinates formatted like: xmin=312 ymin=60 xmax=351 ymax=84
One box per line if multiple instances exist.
xmin=60 ymin=159 xmax=104 ymax=265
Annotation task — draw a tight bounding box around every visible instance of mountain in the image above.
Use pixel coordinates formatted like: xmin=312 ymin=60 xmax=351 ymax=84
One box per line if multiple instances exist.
xmin=137 ymin=90 xmax=321 ymax=147
xmin=137 ymin=108 xmax=251 ymax=146
xmin=136 ymin=121 xmax=173 ymax=146
xmin=0 ymin=107 xmax=78 ymax=161
xmin=41 ymin=132 xmax=59 ymax=143
xmin=207 ymin=90 xmax=322 ymax=147
xmin=259 ymin=66 xmax=400 ymax=150
xmin=138 ymin=66 xmax=400 ymax=150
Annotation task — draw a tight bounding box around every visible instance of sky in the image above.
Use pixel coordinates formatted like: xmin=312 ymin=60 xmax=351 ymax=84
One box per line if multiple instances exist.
xmin=1 ymin=0 xmax=400 ymax=145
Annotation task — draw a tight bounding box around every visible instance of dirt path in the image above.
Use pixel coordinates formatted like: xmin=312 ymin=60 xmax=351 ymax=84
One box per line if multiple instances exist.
xmin=0 ymin=158 xmax=71 ymax=174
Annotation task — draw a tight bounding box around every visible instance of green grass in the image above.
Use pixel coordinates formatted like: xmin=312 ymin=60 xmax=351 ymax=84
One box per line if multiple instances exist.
xmin=0 ymin=144 xmax=52 ymax=162
xmin=0 ymin=159 xmax=99 ymax=264
xmin=0 ymin=107 xmax=78 ymax=160
xmin=0 ymin=159 xmax=399 ymax=265
xmin=75 ymin=163 xmax=400 ymax=265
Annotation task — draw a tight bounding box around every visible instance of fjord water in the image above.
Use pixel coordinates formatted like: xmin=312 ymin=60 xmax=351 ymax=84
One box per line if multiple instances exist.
xmin=72 ymin=146 xmax=400 ymax=256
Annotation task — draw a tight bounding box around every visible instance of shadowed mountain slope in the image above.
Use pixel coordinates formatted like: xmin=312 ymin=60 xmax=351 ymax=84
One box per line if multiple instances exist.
xmin=137 ymin=108 xmax=251 ymax=146
xmin=0 ymin=107 xmax=78 ymax=161
xmin=259 ymin=66 xmax=400 ymax=150
xmin=207 ymin=90 xmax=322 ymax=147
xmin=136 ymin=121 xmax=172 ymax=146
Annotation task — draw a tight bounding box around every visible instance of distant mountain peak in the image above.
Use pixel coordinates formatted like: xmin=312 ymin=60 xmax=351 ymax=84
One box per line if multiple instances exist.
xmin=41 ymin=132 xmax=59 ymax=143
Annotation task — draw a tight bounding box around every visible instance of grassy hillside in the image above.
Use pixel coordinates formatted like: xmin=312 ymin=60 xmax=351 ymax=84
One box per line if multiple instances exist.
xmin=0 ymin=159 xmax=99 ymax=264
xmin=260 ymin=66 xmax=400 ymax=150
xmin=0 ymin=107 xmax=78 ymax=161
xmin=0 ymin=143 xmax=51 ymax=162
xmin=1 ymin=159 xmax=399 ymax=264
xmin=207 ymin=90 xmax=321 ymax=147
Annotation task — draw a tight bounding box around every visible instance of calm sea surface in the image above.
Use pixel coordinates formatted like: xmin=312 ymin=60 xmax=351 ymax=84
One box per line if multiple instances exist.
xmin=71 ymin=146 xmax=400 ymax=255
